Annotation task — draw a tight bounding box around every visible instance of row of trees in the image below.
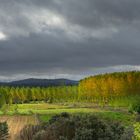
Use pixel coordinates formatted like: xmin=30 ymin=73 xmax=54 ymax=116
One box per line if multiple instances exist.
xmin=79 ymin=71 xmax=140 ymax=104
xmin=0 ymin=71 xmax=140 ymax=106
xmin=0 ymin=86 xmax=78 ymax=105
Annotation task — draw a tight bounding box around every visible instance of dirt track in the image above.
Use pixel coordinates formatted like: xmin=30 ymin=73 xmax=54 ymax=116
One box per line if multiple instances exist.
xmin=0 ymin=115 xmax=39 ymax=140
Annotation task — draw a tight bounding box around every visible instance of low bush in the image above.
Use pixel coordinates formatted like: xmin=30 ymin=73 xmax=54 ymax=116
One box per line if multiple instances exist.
xmin=133 ymin=123 xmax=140 ymax=140
xmin=129 ymin=101 xmax=140 ymax=114
xmin=19 ymin=113 xmax=134 ymax=140
xmin=0 ymin=122 xmax=9 ymax=140
xmin=16 ymin=125 xmax=42 ymax=140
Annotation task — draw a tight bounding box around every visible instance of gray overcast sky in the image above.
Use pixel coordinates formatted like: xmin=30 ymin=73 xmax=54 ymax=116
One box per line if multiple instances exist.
xmin=0 ymin=0 xmax=140 ymax=81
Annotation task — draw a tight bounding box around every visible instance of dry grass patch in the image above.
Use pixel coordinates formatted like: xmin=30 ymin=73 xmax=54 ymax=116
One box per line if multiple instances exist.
xmin=0 ymin=115 xmax=38 ymax=140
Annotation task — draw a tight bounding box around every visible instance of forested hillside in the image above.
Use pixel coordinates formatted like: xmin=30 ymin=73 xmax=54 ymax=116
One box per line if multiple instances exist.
xmin=0 ymin=78 xmax=78 ymax=87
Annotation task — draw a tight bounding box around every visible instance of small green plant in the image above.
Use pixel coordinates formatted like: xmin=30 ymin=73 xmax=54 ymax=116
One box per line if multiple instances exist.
xmin=133 ymin=123 xmax=140 ymax=140
xmin=129 ymin=101 xmax=140 ymax=114
xmin=13 ymin=104 xmax=19 ymax=115
xmin=0 ymin=122 xmax=9 ymax=140
xmin=0 ymin=93 xmax=6 ymax=108
xmin=1 ymin=104 xmax=9 ymax=115
xmin=28 ymin=110 xmax=33 ymax=115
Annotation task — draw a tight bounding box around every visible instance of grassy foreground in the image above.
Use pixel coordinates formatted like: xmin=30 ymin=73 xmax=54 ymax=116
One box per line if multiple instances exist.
xmin=0 ymin=103 xmax=139 ymax=139
xmin=0 ymin=103 xmax=136 ymax=126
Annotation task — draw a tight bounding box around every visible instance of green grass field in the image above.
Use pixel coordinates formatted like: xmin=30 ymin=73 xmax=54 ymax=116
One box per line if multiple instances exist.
xmin=0 ymin=103 xmax=136 ymax=126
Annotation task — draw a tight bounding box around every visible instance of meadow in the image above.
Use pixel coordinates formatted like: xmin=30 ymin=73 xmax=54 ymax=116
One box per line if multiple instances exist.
xmin=0 ymin=103 xmax=135 ymax=124
xmin=0 ymin=103 xmax=137 ymax=139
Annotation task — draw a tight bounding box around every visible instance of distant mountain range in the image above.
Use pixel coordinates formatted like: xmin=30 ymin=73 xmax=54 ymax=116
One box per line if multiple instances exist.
xmin=0 ymin=78 xmax=78 ymax=87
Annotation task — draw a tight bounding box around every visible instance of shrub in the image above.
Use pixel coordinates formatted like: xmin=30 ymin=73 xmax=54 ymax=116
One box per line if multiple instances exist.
xmin=0 ymin=122 xmax=9 ymax=140
xmin=19 ymin=113 xmax=134 ymax=140
xmin=133 ymin=123 xmax=140 ymax=140
xmin=17 ymin=125 xmax=42 ymax=140
xmin=129 ymin=101 xmax=140 ymax=114
xmin=33 ymin=130 xmax=47 ymax=140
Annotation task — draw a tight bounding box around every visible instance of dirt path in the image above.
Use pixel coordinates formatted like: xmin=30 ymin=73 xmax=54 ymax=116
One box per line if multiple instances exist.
xmin=0 ymin=115 xmax=39 ymax=140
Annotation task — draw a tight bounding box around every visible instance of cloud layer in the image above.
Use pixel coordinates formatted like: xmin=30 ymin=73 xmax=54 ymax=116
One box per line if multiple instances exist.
xmin=0 ymin=0 xmax=140 ymax=81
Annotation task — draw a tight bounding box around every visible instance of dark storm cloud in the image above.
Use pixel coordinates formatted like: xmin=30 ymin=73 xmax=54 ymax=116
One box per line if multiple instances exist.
xmin=24 ymin=0 xmax=140 ymax=28
xmin=0 ymin=0 xmax=140 ymax=81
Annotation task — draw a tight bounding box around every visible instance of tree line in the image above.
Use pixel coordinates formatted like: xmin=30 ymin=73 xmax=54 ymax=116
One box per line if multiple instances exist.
xmin=0 ymin=86 xmax=78 ymax=106
xmin=79 ymin=71 xmax=140 ymax=104
xmin=0 ymin=71 xmax=140 ymax=107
